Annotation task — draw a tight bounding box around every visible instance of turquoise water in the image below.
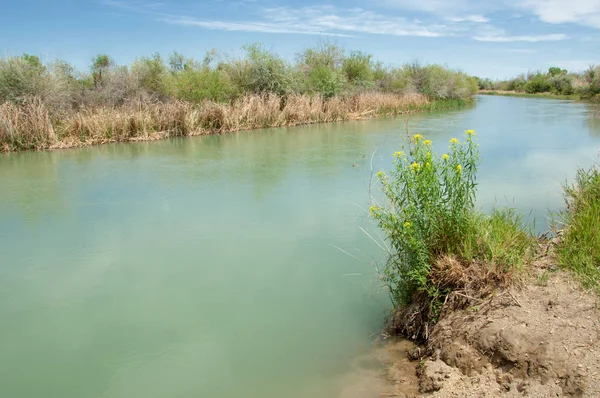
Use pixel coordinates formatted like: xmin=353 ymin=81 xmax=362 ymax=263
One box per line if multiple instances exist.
xmin=0 ymin=95 xmax=598 ymax=398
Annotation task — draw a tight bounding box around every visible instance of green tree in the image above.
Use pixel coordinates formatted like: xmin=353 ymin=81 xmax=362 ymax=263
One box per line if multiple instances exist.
xmin=548 ymin=67 xmax=567 ymax=77
xmin=342 ymin=51 xmax=374 ymax=88
xmin=225 ymin=43 xmax=293 ymax=95
xmin=91 ymin=54 xmax=112 ymax=88
xmin=168 ymin=51 xmax=186 ymax=73
xmin=0 ymin=54 xmax=48 ymax=102
xmin=132 ymin=53 xmax=167 ymax=96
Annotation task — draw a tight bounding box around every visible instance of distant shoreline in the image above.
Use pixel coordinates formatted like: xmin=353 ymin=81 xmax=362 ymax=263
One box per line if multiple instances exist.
xmin=478 ymin=90 xmax=588 ymax=101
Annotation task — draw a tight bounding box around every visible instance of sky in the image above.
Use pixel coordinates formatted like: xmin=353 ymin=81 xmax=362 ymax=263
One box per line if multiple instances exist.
xmin=0 ymin=0 xmax=599 ymax=79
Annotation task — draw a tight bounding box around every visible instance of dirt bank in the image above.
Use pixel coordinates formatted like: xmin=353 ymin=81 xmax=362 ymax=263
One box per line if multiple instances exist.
xmin=420 ymin=263 xmax=600 ymax=397
xmin=345 ymin=257 xmax=600 ymax=397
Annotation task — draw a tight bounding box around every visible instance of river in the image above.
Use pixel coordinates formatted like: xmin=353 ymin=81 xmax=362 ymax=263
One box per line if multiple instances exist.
xmin=0 ymin=95 xmax=599 ymax=398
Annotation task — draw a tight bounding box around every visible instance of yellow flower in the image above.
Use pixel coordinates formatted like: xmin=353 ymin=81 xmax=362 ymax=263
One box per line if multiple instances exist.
xmin=369 ymin=206 xmax=380 ymax=214
xmin=449 ymin=138 xmax=459 ymax=144
xmin=413 ymin=134 xmax=424 ymax=142
xmin=411 ymin=162 xmax=421 ymax=172
xmin=442 ymin=154 xmax=449 ymax=160
xmin=376 ymin=171 xmax=384 ymax=178
xmin=456 ymin=164 xmax=462 ymax=173
xmin=423 ymin=139 xmax=433 ymax=146
xmin=465 ymin=129 xmax=476 ymax=136
xmin=425 ymin=162 xmax=431 ymax=168
xmin=404 ymin=222 xmax=412 ymax=229
xmin=426 ymin=152 xmax=432 ymax=159
xmin=393 ymin=151 xmax=405 ymax=158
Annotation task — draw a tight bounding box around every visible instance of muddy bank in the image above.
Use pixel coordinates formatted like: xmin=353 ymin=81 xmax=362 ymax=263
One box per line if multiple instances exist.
xmin=335 ymin=338 xmax=420 ymax=398
xmin=421 ymin=265 xmax=600 ymax=397
xmin=350 ymin=259 xmax=600 ymax=397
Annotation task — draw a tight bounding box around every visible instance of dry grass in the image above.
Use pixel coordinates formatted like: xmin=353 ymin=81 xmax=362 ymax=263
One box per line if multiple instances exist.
xmin=0 ymin=92 xmax=429 ymax=152
xmin=0 ymin=98 xmax=57 ymax=151
xmin=388 ymin=255 xmax=516 ymax=341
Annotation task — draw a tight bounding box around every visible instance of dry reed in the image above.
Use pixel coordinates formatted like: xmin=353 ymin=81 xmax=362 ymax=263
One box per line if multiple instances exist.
xmin=1 ymin=92 xmax=429 ymax=152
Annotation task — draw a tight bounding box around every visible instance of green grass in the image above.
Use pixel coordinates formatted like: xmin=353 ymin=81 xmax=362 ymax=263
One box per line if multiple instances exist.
xmin=556 ymin=166 xmax=600 ymax=291
xmin=462 ymin=209 xmax=534 ymax=271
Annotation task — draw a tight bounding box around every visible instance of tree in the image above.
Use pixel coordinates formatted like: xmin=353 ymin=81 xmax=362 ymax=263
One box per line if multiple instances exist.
xmin=91 ymin=54 xmax=112 ymax=88
xmin=168 ymin=51 xmax=186 ymax=73
xmin=132 ymin=53 xmax=167 ymax=96
xmin=548 ymin=67 xmax=567 ymax=77
xmin=342 ymin=51 xmax=374 ymax=87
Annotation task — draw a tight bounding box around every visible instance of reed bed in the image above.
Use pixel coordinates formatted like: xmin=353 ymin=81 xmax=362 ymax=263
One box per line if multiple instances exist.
xmin=1 ymin=92 xmax=430 ymax=152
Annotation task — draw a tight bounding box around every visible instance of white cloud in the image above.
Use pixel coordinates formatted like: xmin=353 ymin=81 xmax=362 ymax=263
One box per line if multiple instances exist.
xmin=103 ymin=1 xmax=574 ymax=42
xmin=382 ymin=0 xmax=492 ymax=14
xmin=474 ymin=33 xmax=568 ymax=42
xmin=384 ymin=0 xmax=600 ymax=29
xmin=446 ymin=15 xmax=489 ymax=23
xmin=161 ymin=16 xmax=353 ymax=36
xmin=518 ymin=0 xmax=600 ymax=29
xmin=154 ymin=6 xmax=452 ymax=38
xmin=259 ymin=6 xmax=442 ymax=37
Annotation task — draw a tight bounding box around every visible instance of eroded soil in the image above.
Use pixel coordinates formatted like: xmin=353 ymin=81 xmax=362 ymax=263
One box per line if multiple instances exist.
xmin=343 ymin=263 xmax=600 ymax=397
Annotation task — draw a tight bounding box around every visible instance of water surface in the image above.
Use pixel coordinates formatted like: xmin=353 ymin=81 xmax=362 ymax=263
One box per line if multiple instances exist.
xmin=0 ymin=96 xmax=599 ymax=398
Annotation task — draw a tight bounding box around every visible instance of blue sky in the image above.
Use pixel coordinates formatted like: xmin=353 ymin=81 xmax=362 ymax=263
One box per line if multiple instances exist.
xmin=0 ymin=0 xmax=599 ymax=78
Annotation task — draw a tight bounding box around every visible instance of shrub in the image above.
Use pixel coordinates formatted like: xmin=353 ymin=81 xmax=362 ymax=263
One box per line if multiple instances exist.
xmin=371 ymin=131 xmax=534 ymax=338
xmin=524 ymin=72 xmax=551 ymax=93
xmin=224 ymin=43 xmax=294 ymax=95
xmin=297 ymin=43 xmax=345 ymax=71
xmin=505 ymin=75 xmax=526 ymax=92
xmin=548 ymin=74 xmax=574 ymax=95
xmin=582 ymin=66 xmax=600 ymax=97
xmin=0 ymin=55 xmax=49 ymax=103
xmin=307 ymin=66 xmax=346 ymax=98
xmin=476 ymin=77 xmax=494 ymax=90
xmin=342 ymin=51 xmax=375 ymax=89
xmin=131 ymin=53 xmax=168 ymax=98
xmin=168 ymin=64 xmax=237 ymax=103
xmin=399 ymin=63 xmax=477 ymax=100
xmin=370 ymin=131 xmax=480 ymax=305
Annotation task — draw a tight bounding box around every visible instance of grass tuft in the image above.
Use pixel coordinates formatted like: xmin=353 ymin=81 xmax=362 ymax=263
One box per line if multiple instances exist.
xmin=555 ymin=166 xmax=600 ymax=291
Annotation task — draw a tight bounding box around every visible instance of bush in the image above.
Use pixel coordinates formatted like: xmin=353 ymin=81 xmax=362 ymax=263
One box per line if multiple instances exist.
xmin=371 ymin=131 xmax=534 ymax=338
xmin=297 ymin=43 xmax=345 ymax=71
xmin=504 ymin=75 xmax=526 ymax=92
xmin=582 ymin=66 xmax=600 ymax=97
xmin=224 ymin=44 xmax=294 ymax=95
xmin=548 ymin=74 xmax=574 ymax=95
xmin=342 ymin=51 xmax=375 ymax=89
xmin=524 ymin=73 xmax=551 ymax=93
xmin=168 ymin=64 xmax=237 ymax=103
xmin=307 ymin=66 xmax=346 ymax=98
xmin=0 ymin=55 xmax=48 ymax=103
xmin=397 ymin=63 xmax=477 ymax=100
xmin=131 ymin=53 xmax=168 ymax=98
xmin=371 ymin=131 xmax=480 ymax=305
xmin=476 ymin=77 xmax=494 ymax=90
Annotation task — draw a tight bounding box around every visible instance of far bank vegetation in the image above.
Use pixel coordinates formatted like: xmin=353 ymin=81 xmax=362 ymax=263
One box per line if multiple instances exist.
xmin=477 ymin=66 xmax=600 ymax=100
xmin=0 ymin=43 xmax=477 ymax=151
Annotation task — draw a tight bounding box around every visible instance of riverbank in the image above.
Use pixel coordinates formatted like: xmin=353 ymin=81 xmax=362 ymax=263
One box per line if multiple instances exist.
xmin=0 ymin=93 xmax=470 ymax=152
xmin=374 ymin=153 xmax=600 ymax=396
xmin=479 ymin=90 xmax=582 ymax=101
xmin=369 ymin=261 xmax=600 ymax=397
